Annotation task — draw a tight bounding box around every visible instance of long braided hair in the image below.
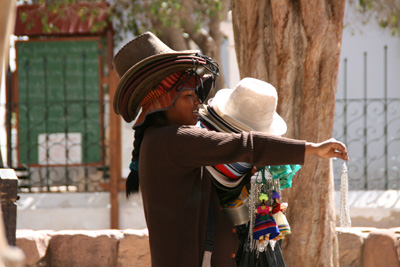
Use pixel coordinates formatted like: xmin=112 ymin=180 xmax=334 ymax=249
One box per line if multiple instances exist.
xmin=125 ymin=71 xmax=188 ymax=197
xmin=126 ymin=112 xmax=168 ymax=198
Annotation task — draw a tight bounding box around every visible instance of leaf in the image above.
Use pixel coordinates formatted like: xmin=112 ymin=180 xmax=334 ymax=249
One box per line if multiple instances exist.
xmin=41 ymin=14 xmax=50 ymax=32
xmin=20 ymin=11 xmax=28 ymax=23
xmin=391 ymin=15 xmax=398 ymax=25
xmin=27 ymin=21 xmax=35 ymax=31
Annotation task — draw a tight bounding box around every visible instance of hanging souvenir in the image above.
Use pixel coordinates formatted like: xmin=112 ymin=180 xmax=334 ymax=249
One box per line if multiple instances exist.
xmin=340 ymin=162 xmax=351 ymax=229
xmin=253 ymin=193 xmax=280 ymax=247
xmin=248 ymin=168 xmax=270 ymax=249
xmin=271 ymin=191 xmax=291 ymax=238
xmin=239 ymin=169 xmax=288 ymax=267
xmin=249 ymin=169 xmax=280 ymax=252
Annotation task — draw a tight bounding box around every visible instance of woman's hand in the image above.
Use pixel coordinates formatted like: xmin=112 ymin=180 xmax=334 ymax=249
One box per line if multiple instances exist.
xmin=305 ymin=138 xmax=349 ymax=161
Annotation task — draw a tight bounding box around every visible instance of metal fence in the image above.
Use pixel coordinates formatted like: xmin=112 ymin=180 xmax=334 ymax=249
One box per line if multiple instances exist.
xmin=4 ymin=102 xmax=110 ymax=193
xmin=333 ymin=46 xmax=400 ymax=190
xmin=3 ymin=41 xmax=110 ymax=193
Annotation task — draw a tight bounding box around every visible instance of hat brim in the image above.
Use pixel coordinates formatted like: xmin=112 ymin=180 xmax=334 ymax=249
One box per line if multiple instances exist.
xmin=114 ymin=56 xmax=207 ymax=122
xmin=114 ymin=53 xmax=199 ymax=115
xmin=205 ymin=103 xmax=243 ymax=133
xmin=115 ymin=48 xmax=198 ymax=82
xmin=212 ymin=89 xmax=287 ymax=135
xmin=126 ymin=60 xmax=206 ymax=122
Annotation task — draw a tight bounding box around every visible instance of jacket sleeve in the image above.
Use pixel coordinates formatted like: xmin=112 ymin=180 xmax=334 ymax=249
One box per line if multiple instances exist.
xmin=162 ymin=125 xmax=306 ymax=169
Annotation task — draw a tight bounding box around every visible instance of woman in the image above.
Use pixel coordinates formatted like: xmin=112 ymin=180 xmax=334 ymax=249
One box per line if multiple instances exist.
xmin=113 ymin=32 xmax=349 ymax=267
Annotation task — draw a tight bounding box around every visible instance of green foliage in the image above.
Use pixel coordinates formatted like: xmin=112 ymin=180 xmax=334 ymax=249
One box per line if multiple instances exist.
xmin=17 ymin=0 xmax=111 ymax=35
xmin=349 ymin=0 xmax=400 ymax=37
xmin=109 ymin=0 xmax=223 ymax=43
xmin=18 ymin=0 xmax=223 ymax=44
xmin=20 ymin=11 xmax=28 ymax=23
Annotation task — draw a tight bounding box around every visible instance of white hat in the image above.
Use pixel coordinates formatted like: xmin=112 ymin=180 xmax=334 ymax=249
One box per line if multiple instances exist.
xmin=211 ymin=77 xmax=287 ymax=135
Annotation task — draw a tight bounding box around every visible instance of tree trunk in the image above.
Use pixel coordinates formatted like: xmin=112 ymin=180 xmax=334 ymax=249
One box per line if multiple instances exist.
xmin=231 ymin=1 xmax=345 ymax=266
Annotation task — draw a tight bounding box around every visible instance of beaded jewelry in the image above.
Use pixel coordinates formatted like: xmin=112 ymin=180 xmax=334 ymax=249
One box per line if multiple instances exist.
xmin=340 ymin=162 xmax=351 ymax=229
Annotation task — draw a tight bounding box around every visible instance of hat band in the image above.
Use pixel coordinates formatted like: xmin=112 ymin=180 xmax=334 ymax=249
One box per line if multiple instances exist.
xmin=140 ymin=71 xmax=188 ymax=108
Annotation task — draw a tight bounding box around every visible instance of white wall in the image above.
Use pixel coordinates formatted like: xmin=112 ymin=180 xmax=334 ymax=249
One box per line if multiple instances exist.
xmin=220 ymin=11 xmax=240 ymax=89
xmin=337 ymin=4 xmax=400 ymax=99
xmin=333 ymin=3 xmax=400 ymax=190
xmin=17 ymin=192 xmax=146 ymax=230
xmin=16 ymin=190 xmax=400 ymax=230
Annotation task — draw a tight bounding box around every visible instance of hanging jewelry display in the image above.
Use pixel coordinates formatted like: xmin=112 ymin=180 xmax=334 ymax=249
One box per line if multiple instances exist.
xmin=340 ymin=162 xmax=351 ymax=229
xmin=248 ymin=165 xmax=302 ymax=256
xmin=248 ymin=171 xmax=263 ymax=252
xmin=273 ymin=178 xmax=282 ymax=197
xmin=249 ymin=167 xmax=280 ymax=254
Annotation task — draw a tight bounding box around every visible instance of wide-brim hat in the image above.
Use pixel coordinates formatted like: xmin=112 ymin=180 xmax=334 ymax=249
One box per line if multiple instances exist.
xmin=211 ymin=78 xmax=287 ymax=135
xmin=113 ymin=32 xmax=212 ymax=123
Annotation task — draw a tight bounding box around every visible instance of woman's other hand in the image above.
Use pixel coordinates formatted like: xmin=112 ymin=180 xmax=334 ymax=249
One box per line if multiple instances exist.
xmin=305 ymin=138 xmax=349 ymax=161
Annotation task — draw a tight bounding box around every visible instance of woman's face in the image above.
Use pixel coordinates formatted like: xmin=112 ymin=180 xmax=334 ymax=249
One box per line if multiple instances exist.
xmin=165 ymin=89 xmax=200 ymax=125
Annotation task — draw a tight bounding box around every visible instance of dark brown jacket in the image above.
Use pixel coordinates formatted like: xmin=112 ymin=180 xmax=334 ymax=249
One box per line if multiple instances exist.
xmin=139 ymin=125 xmax=305 ymax=267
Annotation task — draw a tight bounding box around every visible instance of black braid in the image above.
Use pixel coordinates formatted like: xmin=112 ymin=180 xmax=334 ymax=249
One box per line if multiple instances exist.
xmin=126 ymin=111 xmax=168 ymax=198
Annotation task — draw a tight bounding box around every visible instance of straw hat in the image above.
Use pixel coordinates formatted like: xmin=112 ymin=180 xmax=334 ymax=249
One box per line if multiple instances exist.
xmin=211 ymin=77 xmax=287 ymax=135
xmin=112 ymin=32 xmax=217 ymax=122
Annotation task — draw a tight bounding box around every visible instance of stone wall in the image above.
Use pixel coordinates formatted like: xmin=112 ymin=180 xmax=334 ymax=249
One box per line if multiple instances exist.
xmin=337 ymin=227 xmax=400 ymax=267
xmin=16 ymin=228 xmax=399 ymax=267
xmin=16 ymin=229 xmax=151 ymax=267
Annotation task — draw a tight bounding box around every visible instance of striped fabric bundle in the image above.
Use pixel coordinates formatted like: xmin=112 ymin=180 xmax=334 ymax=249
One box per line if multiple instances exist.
xmin=198 ymin=103 xmax=253 ymax=188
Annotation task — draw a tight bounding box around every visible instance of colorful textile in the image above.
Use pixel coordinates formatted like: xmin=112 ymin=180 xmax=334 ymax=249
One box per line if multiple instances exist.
xmin=213 ymin=162 xmax=253 ymax=180
xmin=226 ymin=186 xmax=249 ymax=208
xmin=272 ymin=212 xmax=291 ymax=235
xmin=253 ymin=206 xmax=280 ymax=240
xmin=272 ymin=203 xmax=291 ymax=236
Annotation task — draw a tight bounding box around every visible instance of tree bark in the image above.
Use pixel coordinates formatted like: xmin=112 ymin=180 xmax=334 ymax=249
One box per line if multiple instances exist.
xmin=231 ymin=1 xmax=345 ymax=266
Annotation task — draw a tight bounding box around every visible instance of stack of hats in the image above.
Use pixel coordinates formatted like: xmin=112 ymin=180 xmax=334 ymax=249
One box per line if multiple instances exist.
xmin=199 ymin=77 xmax=288 ymax=201
xmin=112 ymin=32 xmax=218 ymax=123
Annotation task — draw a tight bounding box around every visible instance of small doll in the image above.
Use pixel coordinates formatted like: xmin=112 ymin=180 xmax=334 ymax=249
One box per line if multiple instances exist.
xmin=253 ymin=193 xmax=280 ymax=244
xmin=271 ymin=191 xmax=291 ymax=238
